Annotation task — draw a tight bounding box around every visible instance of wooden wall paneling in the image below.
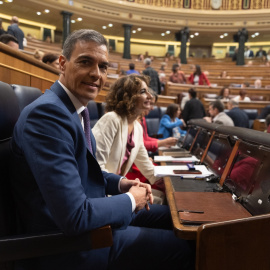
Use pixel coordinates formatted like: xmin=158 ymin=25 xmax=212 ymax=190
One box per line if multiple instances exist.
xmin=30 ymin=77 xmax=54 ymax=93
xmin=0 ymin=66 xmax=31 ymax=86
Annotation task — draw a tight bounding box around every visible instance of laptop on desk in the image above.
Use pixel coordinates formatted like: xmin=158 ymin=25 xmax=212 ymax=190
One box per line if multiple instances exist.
xmin=159 ymin=126 xmax=200 ymax=157
xmin=173 ymin=138 xmax=270 ymax=225
xmin=170 ymin=133 xmax=236 ymax=192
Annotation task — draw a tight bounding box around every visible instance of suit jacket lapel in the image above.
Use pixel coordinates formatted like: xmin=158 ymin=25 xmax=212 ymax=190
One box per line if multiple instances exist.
xmin=50 ymin=81 xmax=96 ymax=157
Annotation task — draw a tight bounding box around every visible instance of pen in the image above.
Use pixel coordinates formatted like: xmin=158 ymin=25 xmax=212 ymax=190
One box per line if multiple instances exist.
xmin=178 ymin=209 xmax=204 ymax=214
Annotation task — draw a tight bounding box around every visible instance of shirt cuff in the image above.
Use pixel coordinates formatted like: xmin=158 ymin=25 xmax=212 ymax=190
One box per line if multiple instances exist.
xmin=119 ymin=177 xmax=136 ymax=212
xmin=126 ymin=192 xmax=136 ymax=212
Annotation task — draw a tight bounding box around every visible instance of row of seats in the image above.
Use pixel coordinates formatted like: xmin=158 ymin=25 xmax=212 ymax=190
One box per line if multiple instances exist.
xmin=0 ymin=81 xmax=112 ymax=269
xmin=145 ymin=104 xmax=259 ymax=136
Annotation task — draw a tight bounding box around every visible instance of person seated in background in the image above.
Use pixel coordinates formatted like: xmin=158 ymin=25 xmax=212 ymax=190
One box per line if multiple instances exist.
xmin=218 ymin=71 xmax=230 ymax=79
xmin=159 ymin=73 xmax=166 ymax=92
xmin=204 ymin=100 xmax=234 ymax=126
xmin=136 ymin=53 xmax=144 ymax=61
xmin=188 ymin=64 xmax=211 ymax=86
xmin=158 ymin=103 xmax=186 ymax=139
xmin=164 ymin=52 xmax=171 ymax=62
xmin=241 ymin=81 xmax=250 ymax=88
xmin=182 ymin=88 xmax=206 ymax=124
xmin=254 ymin=79 xmax=262 ymax=89
xmin=9 ymin=29 xmax=195 ymax=269
xmin=244 ymin=46 xmax=254 ymax=58
xmin=217 ymin=86 xmax=230 ymax=100
xmin=33 ymin=49 xmax=44 ymax=61
xmin=126 ymin=63 xmax=140 ymax=75
xmin=226 ymin=99 xmax=249 ymax=128
xmin=140 ymin=89 xmax=178 ymax=151
xmin=256 ymin=46 xmax=267 ymax=58
xmin=0 ymin=33 xmax=19 ymax=50
xmin=169 ymin=63 xmax=186 ymax=84
xmin=233 ymin=89 xmax=251 ymax=102
xmin=92 ymin=74 xmax=164 ymax=203
xmin=158 ymin=62 xmax=167 ymax=74
xmin=42 ymin=53 xmax=60 ymax=69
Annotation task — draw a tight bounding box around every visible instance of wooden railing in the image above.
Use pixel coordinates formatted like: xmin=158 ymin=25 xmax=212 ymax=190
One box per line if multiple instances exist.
xmin=165 ymin=83 xmax=270 ymax=102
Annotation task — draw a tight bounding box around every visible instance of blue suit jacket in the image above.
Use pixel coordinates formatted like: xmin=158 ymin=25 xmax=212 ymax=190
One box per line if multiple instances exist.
xmin=10 ymin=81 xmax=133 ymax=268
xmin=7 ymin=23 xmax=24 ymax=49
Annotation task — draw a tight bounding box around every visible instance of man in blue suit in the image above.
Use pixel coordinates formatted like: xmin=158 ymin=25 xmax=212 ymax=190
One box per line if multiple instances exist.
xmin=7 ymin=16 xmax=24 ymax=50
xmin=10 ymin=29 xmax=194 ymax=270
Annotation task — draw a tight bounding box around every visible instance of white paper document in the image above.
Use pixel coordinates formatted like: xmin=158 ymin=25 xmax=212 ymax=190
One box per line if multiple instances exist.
xmin=154 ymin=165 xmax=213 ymax=178
xmin=158 ymin=145 xmax=180 ymax=151
xmin=154 ymin=155 xmax=199 ymax=163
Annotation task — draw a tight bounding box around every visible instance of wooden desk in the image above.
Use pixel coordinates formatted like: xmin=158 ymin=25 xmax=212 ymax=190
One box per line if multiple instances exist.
xmin=164 ymin=175 xmax=198 ymax=240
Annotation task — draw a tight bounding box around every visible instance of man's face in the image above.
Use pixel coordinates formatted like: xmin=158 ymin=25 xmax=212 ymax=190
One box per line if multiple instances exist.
xmin=208 ymin=105 xmax=218 ymax=118
xmin=59 ymin=40 xmax=108 ymax=106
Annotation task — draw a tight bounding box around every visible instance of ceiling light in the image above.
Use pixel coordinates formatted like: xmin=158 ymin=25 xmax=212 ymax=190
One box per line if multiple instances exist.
xmin=255 ymin=32 xmax=259 ymax=36
xmin=132 ymin=30 xmax=136 ymax=33
xmin=45 ymin=9 xmax=50 ymax=13
xmin=251 ymin=35 xmax=255 ymax=38
xmin=220 ymin=35 xmax=224 ymax=38
xmin=69 ymin=0 xmax=74 ymax=5
xmin=37 ymin=12 xmax=41 ymax=15
xmin=7 ymin=0 xmax=13 ymax=2
xmin=190 ymin=35 xmax=194 ymax=38
xmin=77 ymin=18 xmax=82 ymax=21
xmin=194 ymin=32 xmax=199 ymax=36
xmin=166 ymin=30 xmax=170 ymax=34
xmin=161 ymin=33 xmax=165 ymax=36
xmin=224 ymin=33 xmax=228 ymax=36
xmin=0 ymin=1 xmax=3 ymax=4
xmin=71 ymin=20 xmax=76 ymax=23
xmin=108 ymin=24 xmax=113 ymax=27
xmin=102 ymin=26 xmax=107 ymax=29
xmin=137 ymin=28 xmax=142 ymax=31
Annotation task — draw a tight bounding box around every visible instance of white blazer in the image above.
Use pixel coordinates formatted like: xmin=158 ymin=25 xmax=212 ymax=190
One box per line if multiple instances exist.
xmin=92 ymin=111 xmax=158 ymax=185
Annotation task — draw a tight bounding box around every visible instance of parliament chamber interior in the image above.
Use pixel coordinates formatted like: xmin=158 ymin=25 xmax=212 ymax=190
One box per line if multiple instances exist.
xmin=0 ymin=0 xmax=270 ymax=269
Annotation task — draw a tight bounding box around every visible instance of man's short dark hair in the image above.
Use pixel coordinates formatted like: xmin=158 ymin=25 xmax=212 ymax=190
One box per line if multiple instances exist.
xmin=210 ymin=100 xmax=224 ymax=112
xmin=0 ymin=34 xmax=19 ymax=45
xmin=188 ymin=88 xmax=197 ymax=98
xmin=172 ymin=64 xmax=179 ymax=72
xmin=42 ymin=53 xmax=59 ymax=64
xmin=62 ymin=29 xmax=108 ymax=60
xmin=129 ymin=63 xmax=135 ymax=70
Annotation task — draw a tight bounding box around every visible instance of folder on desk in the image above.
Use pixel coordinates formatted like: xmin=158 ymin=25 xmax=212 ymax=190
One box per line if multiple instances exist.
xmin=174 ymin=192 xmax=251 ymax=225
xmin=154 ymin=165 xmax=213 ymax=178
xmin=154 ymin=155 xmax=199 ymax=163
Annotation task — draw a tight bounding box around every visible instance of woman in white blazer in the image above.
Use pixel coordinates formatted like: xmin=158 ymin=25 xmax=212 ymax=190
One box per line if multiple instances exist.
xmin=92 ymin=74 xmax=164 ymax=203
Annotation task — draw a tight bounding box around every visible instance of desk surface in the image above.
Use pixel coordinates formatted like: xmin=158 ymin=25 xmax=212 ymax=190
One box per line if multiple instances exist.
xmin=164 ymin=175 xmax=198 ymax=240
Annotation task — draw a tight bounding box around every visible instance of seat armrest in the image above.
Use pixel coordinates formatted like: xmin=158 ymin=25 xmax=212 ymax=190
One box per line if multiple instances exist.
xmin=0 ymin=225 xmax=112 ymax=262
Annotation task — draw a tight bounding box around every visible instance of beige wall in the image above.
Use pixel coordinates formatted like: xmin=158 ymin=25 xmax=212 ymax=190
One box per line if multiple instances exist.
xmin=212 ymin=42 xmax=270 ymax=58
